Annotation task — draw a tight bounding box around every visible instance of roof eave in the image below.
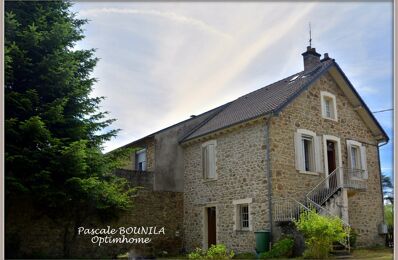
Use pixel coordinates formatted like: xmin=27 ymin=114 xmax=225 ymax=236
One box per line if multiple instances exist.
xmin=329 ymin=63 xmax=389 ymax=144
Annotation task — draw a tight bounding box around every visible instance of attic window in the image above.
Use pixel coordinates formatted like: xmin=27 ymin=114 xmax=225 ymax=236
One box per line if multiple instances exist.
xmin=290 ymin=75 xmax=299 ymax=82
xmin=321 ymin=91 xmax=338 ymax=121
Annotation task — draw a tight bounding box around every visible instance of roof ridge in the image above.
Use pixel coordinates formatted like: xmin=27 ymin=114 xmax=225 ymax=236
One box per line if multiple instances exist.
xmin=178 ymin=101 xmax=233 ymax=143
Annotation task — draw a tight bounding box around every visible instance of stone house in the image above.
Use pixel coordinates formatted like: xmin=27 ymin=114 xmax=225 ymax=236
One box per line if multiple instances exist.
xmin=117 ymin=46 xmax=388 ymax=254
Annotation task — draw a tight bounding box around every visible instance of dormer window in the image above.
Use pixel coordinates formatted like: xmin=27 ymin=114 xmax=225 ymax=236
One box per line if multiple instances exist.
xmin=321 ymin=91 xmax=337 ymax=121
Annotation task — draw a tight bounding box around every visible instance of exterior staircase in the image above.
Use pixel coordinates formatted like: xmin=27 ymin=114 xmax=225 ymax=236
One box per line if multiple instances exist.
xmin=273 ymin=167 xmax=367 ymax=254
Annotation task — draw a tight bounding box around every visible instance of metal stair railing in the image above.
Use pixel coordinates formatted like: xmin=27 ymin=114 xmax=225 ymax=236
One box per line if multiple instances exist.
xmin=272 ymin=197 xmax=311 ymax=222
xmin=273 ymin=167 xmax=364 ymax=252
xmin=306 ymin=167 xmax=341 ymax=207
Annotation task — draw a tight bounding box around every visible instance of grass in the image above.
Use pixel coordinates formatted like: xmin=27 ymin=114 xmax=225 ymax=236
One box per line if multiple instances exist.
xmin=146 ymin=247 xmax=394 ymax=259
xmin=350 ymin=247 xmax=393 ymax=259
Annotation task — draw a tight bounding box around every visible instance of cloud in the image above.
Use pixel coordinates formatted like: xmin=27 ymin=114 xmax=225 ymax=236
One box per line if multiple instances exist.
xmin=78 ymin=7 xmax=232 ymax=40
xmin=72 ymin=2 xmax=392 ymax=154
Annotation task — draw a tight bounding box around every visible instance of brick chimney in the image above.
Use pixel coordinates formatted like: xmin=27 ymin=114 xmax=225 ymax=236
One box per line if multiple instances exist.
xmin=302 ymin=46 xmax=321 ymax=70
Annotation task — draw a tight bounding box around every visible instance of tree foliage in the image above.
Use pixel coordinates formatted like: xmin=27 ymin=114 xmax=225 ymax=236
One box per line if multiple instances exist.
xmin=382 ymin=173 xmax=394 ymax=204
xmin=5 ymin=1 xmax=135 ymax=255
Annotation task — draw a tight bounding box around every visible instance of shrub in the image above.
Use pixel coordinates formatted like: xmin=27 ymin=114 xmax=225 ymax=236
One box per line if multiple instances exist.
xmin=295 ymin=210 xmax=349 ymax=259
xmin=188 ymin=248 xmax=205 ymax=260
xmin=349 ymin=228 xmax=358 ymax=248
xmin=188 ymin=244 xmax=235 ymax=260
xmin=259 ymin=237 xmax=294 ymax=259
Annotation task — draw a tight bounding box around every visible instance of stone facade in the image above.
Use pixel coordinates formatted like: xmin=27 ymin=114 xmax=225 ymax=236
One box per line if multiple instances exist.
xmin=269 ymin=72 xmax=384 ymax=246
xmin=183 ymin=121 xmax=270 ymax=253
xmin=182 ymin=71 xmax=385 ymax=253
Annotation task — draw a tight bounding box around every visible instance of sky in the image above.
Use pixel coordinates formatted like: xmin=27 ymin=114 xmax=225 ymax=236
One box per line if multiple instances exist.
xmin=72 ymin=2 xmax=393 ymax=179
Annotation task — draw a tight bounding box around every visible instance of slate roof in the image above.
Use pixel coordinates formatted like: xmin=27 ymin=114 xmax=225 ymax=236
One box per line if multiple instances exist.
xmin=181 ymin=59 xmax=335 ymax=142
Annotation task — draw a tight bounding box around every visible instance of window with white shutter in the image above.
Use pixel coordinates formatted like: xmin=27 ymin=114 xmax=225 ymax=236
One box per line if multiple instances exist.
xmin=295 ymin=129 xmax=323 ymax=174
xmin=202 ymin=140 xmax=217 ymax=180
xmin=346 ymin=140 xmax=368 ymax=179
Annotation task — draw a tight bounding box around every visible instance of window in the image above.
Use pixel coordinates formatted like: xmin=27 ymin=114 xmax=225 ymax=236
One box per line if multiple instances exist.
xmin=347 ymin=140 xmax=368 ymax=178
xmin=321 ymin=91 xmax=337 ymax=120
xmin=239 ymin=204 xmax=249 ymax=229
xmin=302 ymin=135 xmax=315 ymax=172
xmin=135 ymin=149 xmax=146 ymax=171
xmin=233 ymin=198 xmax=252 ymax=231
xmin=324 ymin=98 xmax=332 ymax=118
xmin=294 ymin=129 xmax=323 ymax=174
xmin=202 ymin=140 xmax=217 ymax=180
xmin=350 ymin=145 xmax=361 ymax=169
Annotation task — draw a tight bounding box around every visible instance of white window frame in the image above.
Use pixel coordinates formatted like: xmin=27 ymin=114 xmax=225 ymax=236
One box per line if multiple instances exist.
xmin=294 ymin=129 xmax=323 ymax=175
xmin=202 ymin=140 xmax=217 ymax=180
xmin=135 ymin=148 xmax=147 ymax=171
xmin=233 ymin=198 xmax=253 ymax=231
xmin=321 ymin=91 xmax=338 ymax=121
xmin=346 ymin=140 xmax=368 ymax=179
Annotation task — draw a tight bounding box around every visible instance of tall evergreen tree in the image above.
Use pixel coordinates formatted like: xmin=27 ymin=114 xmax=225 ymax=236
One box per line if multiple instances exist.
xmin=5 ymin=1 xmax=134 ymax=256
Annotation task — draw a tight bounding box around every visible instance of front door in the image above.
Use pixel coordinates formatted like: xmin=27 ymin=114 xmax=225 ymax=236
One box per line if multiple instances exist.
xmin=327 ymin=141 xmax=337 ymax=188
xmin=207 ymin=207 xmax=216 ymax=248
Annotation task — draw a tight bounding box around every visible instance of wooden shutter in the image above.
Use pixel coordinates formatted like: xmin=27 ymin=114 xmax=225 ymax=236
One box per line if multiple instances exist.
xmin=294 ymin=133 xmax=304 ymax=171
xmin=208 ymin=144 xmax=216 ymax=179
xmin=360 ymin=145 xmax=368 ymax=179
xmin=314 ymin=136 xmax=324 ymax=173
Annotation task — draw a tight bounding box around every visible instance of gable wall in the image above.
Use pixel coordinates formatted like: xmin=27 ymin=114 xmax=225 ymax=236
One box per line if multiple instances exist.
xmin=269 ymin=72 xmax=384 ymax=246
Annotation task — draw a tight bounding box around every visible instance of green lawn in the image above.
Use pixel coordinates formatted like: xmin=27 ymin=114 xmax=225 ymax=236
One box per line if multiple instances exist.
xmin=350 ymin=247 xmax=393 ymax=259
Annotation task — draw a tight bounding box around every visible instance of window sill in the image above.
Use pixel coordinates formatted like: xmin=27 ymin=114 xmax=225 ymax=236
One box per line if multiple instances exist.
xmin=203 ymin=178 xmax=217 ymax=183
xmin=322 ymin=116 xmax=338 ymax=122
xmin=234 ymin=228 xmax=252 ymax=232
xmin=299 ymin=170 xmax=319 ymax=176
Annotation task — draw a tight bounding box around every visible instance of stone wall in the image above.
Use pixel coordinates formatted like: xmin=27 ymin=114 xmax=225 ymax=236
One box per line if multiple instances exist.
xmin=6 ymin=188 xmax=183 ymax=258
xmin=183 ymin=120 xmax=270 ymax=253
xmin=115 ymin=169 xmax=154 ymax=188
xmin=269 ymin=72 xmax=384 ymax=246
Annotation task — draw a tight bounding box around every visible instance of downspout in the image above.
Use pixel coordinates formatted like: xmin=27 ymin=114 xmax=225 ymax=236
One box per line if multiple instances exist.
xmin=265 ymin=114 xmax=274 ymax=243
xmin=377 ymin=140 xmax=389 ymax=223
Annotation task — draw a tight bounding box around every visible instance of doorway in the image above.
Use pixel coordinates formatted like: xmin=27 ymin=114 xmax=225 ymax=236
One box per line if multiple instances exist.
xmin=327 ymin=140 xmax=337 ymax=188
xmin=207 ymin=207 xmax=216 ymax=248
